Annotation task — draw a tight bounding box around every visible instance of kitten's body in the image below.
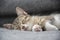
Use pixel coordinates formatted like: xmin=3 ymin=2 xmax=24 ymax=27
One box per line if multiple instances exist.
xmin=3 ymin=7 xmax=60 ymax=32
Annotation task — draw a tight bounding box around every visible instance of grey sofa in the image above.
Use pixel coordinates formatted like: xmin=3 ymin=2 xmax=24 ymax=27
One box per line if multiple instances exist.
xmin=0 ymin=28 xmax=60 ymax=40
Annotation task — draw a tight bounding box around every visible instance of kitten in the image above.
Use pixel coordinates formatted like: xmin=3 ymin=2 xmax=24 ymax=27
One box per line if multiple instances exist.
xmin=3 ymin=7 xmax=59 ymax=32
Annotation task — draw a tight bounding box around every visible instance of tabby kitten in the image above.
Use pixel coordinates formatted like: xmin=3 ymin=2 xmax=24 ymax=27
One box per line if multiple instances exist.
xmin=3 ymin=7 xmax=59 ymax=32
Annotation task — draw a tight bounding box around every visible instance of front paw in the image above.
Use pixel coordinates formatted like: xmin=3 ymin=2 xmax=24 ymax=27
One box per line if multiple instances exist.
xmin=32 ymin=24 xmax=43 ymax=32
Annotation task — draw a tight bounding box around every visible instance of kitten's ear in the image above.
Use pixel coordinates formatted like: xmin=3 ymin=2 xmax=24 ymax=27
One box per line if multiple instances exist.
xmin=16 ymin=7 xmax=28 ymax=16
xmin=3 ymin=24 xmax=12 ymax=29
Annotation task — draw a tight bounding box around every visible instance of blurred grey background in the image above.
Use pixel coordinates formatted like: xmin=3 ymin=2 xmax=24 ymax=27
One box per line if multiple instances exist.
xmin=0 ymin=0 xmax=60 ymax=17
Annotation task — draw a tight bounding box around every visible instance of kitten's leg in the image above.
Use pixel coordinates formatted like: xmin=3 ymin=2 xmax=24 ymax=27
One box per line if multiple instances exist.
xmin=3 ymin=24 xmax=12 ymax=29
xmin=45 ymin=21 xmax=58 ymax=31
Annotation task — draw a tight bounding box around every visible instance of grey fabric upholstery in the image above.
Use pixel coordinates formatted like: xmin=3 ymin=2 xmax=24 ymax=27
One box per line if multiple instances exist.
xmin=0 ymin=28 xmax=60 ymax=40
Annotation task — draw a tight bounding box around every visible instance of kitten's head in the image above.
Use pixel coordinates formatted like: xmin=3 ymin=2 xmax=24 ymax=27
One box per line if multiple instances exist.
xmin=16 ymin=7 xmax=43 ymax=32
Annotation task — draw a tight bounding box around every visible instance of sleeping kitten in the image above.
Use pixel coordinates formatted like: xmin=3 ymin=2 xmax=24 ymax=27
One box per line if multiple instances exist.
xmin=3 ymin=7 xmax=59 ymax=32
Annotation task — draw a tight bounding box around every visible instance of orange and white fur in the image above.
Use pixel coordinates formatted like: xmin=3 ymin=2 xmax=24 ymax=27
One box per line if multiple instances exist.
xmin=3 ymin=7 xmax=60 ymax=32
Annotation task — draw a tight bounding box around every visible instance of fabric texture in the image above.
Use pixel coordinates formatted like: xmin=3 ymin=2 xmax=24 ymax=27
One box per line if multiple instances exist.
xmin=0 ymin=28 xmax=60 ymax=40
